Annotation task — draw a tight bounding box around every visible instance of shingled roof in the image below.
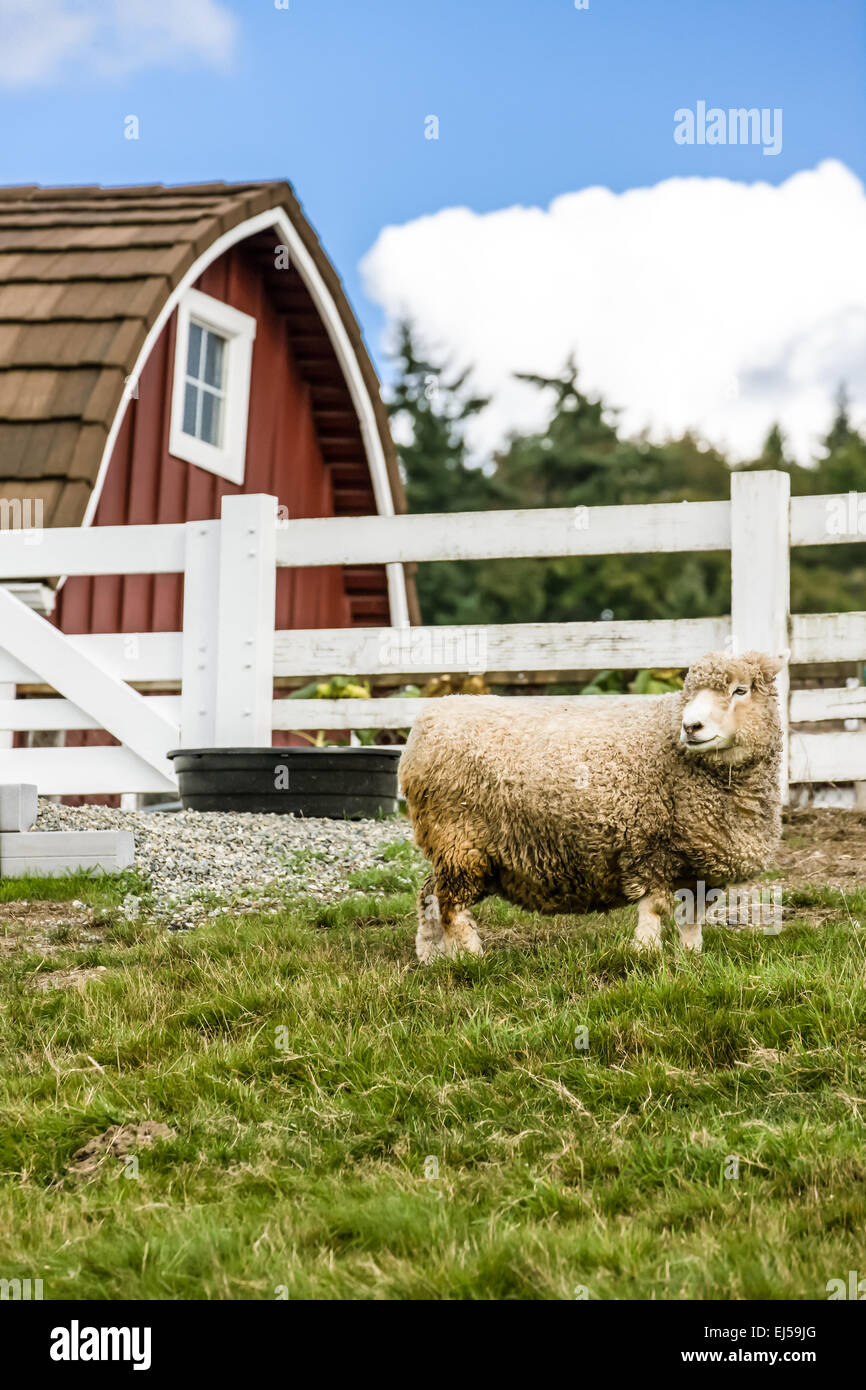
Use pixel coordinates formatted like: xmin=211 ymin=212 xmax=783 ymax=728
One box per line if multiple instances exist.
xmin=0 ymin=180 xmax=406 ymax=527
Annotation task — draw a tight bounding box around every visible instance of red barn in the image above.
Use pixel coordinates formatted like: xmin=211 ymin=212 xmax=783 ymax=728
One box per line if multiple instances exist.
xmin=0 ymin=180 xmax=418 ymax=638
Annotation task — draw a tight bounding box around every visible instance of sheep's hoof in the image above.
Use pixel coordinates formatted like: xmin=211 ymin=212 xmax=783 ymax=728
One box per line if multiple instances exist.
xmin=416 ymin=894 xmax=445 ymax=964
xmin=631 ymin=932 xmax=663 ymax=953
xmin=443 ymin=929 xmax=484 ymax=960
xmin=416 ymin=932 xmax=444 ymax=964
xmin=416 ymin=926 xmax=484 ymax=964
xmin=680 ymin=932 xmax=703 ymax=953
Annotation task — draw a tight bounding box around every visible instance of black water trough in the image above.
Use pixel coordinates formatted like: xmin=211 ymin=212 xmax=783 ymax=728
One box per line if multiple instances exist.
xmin=167 ymin=746 xmax=403 ymax=818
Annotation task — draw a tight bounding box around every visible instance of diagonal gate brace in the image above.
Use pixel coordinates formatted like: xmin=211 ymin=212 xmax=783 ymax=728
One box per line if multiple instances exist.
xmin=0 ymin=587 xmax=178 ymax=783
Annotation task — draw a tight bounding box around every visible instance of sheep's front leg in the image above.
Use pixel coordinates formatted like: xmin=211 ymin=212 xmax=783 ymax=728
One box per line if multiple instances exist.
xmin=633 ymin=890 xmax=669 ymax=952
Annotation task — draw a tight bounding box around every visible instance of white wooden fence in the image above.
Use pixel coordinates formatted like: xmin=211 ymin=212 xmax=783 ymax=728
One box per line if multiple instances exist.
xmin=0 ymin=470 xmax=863 ymax=797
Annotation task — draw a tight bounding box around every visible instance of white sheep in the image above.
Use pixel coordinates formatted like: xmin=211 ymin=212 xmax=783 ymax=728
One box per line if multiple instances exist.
xmin=399 ymin=650 xmax=785 ymax=959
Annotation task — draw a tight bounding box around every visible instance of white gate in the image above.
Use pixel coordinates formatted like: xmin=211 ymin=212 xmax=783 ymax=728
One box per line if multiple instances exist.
xmin=0 ymin=494 xmax=276 ymax=795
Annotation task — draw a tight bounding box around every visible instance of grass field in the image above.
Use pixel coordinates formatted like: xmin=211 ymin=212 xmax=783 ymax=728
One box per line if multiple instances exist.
xmin=0 ymin=835 xmax=864 ymax=1301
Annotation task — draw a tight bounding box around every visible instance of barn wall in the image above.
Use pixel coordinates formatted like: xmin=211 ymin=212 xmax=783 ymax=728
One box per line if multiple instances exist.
xmin=55 ymin=241 xmax=357 ymax=639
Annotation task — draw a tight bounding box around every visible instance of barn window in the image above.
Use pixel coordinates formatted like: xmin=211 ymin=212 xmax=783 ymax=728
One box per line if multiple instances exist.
xmin=169 ymin=288 xmax=256 ymax=485
xmin=183 ymin=321 xmax=226 ymax=446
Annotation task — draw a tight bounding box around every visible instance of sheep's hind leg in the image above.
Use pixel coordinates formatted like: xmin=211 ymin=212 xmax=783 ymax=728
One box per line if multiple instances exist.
xmin=632 ymin=889 xmax=669 ymax=953
xmin=678 ymin=899 xmax=703 ymax=953
xmin=416 ymin=868 xmax=484 ymax=963
xmin=439 ymin=901 xmax=484 ymax=960
xmin=416 ymin=873 xmax=446 ymax=964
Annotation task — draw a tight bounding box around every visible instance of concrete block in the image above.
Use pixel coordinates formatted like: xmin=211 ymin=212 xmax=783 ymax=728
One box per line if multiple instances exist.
xmin=0 ymin=784 xmax=38 ymax=832
xmin=0 ymin=830 xmax=135 ymax=878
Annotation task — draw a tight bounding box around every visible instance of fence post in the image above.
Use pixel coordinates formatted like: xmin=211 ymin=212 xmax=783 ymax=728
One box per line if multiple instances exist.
xmin=181 ymin=519 xmax=221 ymax=747
xmin=214 ymin=493 xmax=277 ymax=746
xmin=0 ymin=682 xmax=14 ymax=750
xmin=730 ymin=470 xmax=791 ymax=802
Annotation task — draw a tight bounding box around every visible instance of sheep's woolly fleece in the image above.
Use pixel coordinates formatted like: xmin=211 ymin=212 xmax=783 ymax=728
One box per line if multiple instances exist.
xmin=683 ymin=650 xmax=781 ymax=698
xmin=400 ymin=650 xmax=783 ymax=929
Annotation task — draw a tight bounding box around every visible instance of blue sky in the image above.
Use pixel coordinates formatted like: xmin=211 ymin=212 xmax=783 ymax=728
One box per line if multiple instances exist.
xmin=2 ymin=0 xmax=863 ymax=339
xmin=1 ymin=0 xmax=864 ymax=458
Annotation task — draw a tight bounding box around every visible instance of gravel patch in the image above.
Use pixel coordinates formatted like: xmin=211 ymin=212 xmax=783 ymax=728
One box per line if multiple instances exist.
xmin=33 ymin=802 xmax=416 ymax=926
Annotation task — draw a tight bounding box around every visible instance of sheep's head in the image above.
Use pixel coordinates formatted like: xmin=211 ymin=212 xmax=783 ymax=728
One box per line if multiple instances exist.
xmin=678 ymin=650 xmax=786 ymax=765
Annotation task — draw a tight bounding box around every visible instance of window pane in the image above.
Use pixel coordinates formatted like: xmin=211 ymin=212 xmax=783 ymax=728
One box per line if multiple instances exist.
xmin=182 ymin=381 xmax=198 ymax=437
xmin=203 ymin=330 xmax=225 ymax=389
xmin=187 ymin=321 xmax=203 ymax=378
xmin=200 ymin=388 xmax=222 ymax=446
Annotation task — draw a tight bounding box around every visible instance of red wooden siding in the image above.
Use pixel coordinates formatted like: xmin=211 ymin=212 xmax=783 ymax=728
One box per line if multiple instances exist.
xmin=55 ymin=239 xmax=362 ymax=640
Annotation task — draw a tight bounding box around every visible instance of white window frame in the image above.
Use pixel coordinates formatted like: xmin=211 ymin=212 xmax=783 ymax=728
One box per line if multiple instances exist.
xmin=169 ymin=288 xmax=256 ymax=486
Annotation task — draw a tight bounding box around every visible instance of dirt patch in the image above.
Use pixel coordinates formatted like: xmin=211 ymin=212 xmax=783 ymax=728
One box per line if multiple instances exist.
xmin=67 ymin=1122 xmax=177 ymax=1177
xmin=0 ymin=900 xmax=93 ymax=929
xmin=778 ymin=809 xmax=866 ymax=888
xmin=0 ymin=900 xmax=97 ymax=956
xmin=31 ymin=965 xmax=108 ymax=992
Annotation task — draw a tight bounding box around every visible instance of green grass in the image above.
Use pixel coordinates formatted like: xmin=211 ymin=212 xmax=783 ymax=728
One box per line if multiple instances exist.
xmin=0 ymin=848 xmax=864 ymax=1301
xmin=0 ymin=867 xmax=151 ymax=908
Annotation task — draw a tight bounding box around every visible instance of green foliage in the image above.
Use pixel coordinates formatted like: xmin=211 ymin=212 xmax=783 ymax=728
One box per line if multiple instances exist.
xmin=285 ymin=677 xmax=420 ymax=747
xmin=579 ymin=668 xmax=684 ymax=696
xmin=578 ymin=669 xmax=626 ymax=696
xmin=632 ymin=668 xmax=685 ymax=695
xmin=0 ymin=868 xmax=151 ymax=907
xmin=288 ymin=676 xmax=371 ymax=701
xmin=390 ymin=325 xmax=866 ymax=632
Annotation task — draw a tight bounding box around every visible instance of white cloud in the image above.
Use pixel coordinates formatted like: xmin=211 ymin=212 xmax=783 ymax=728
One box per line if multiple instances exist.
xmin=0 ymin=0 xmax=236 ymax=85
xmin=361 ymin=161 xmax=866 ymax=464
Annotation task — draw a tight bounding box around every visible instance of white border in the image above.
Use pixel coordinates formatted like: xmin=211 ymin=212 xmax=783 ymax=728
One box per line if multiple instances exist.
xmin=84 ymin=206 xmax=409 ymax=626
xmin=168 ymin=288 xmax=256 ymax=486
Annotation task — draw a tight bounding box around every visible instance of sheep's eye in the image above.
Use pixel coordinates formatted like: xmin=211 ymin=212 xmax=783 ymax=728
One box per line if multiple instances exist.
xmin=732 ymin=686 xmax=749 ymax=698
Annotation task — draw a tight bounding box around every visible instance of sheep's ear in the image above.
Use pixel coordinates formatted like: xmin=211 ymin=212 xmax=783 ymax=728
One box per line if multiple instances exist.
xmin=761 ymin=649 xmax=790 ymax=679
xmin=752 ymin=649 xmax=789 ymax=693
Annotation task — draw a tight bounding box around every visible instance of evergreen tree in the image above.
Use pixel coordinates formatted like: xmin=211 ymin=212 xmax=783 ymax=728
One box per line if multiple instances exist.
xmin=747 ymin=423 xmax=790 ymax=471
xmin=387 ymin=328 xmax=866 ymax=632
xmin=386 ymin=324 xmax=496 ymax=623
xmin=824 ymin=383 xmax=855 ymax=455
xmin=386 ymin=322 xmax=492 ymax=515
xmin=790 ymin=384 xmax=866 ymax=613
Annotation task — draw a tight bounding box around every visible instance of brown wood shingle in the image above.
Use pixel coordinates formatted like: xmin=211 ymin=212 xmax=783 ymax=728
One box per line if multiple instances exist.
xmin=0 ymin=245 xmax=194 ymax=281
xmin=0 ymin=180 xmax=409 ymax=575
xmin=0 ymin=219 xmax=216 ymax=253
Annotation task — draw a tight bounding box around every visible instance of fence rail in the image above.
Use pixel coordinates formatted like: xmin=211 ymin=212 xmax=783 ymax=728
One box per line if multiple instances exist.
xmin=0 ymin=471 xmax=862 ymax=796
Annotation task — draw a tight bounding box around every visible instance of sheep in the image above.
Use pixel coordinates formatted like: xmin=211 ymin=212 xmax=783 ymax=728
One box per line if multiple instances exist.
xmin=398 ymin=649 xmax=785 ymax=960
